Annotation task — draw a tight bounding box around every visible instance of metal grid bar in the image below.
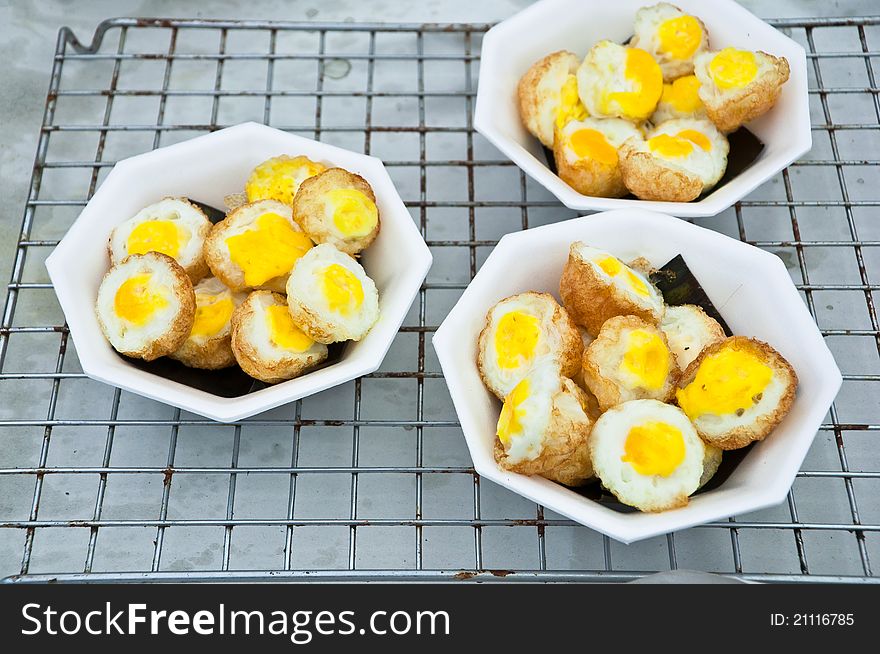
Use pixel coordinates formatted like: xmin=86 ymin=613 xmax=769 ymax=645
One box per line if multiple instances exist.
xmin=1 ymin=16 xmax=879 ymax=583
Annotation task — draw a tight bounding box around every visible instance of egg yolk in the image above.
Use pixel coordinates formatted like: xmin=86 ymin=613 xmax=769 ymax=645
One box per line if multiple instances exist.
xmin=497 ymin=378 xmax=529 ymax=446
xmin=648 ymin=133 xmax=694 ymax=158
xmin=494 ymin=310 xmax=541 ymax=370
xmin=245 ymin=155 xmax=327 ymax=205
xmin=191 ymin=293 xmax=234 ymax=338
xmin=127 ymin=220 xmax=188 ymax=258
xmin=569 ymin=129 xmax=618 ymax=166
xmin=113 ymin=274 xmax=168 ymax=325
xmin=708 ymin=48 xmax=758 ymax=90
xmin=266 ymin=304 xmax=315 ymax=351
xmin=607 ymin=48 xmax=663 ymax=120
xmin=621 ymin=421 xmax=685 ymax=477
xmin=620 ymin=329 xmax=670 ymax=390
xmin=556 ymin=74 xmax=588 ymax=130
xmin=677 ymin=129 xmax=712 ymax=151
xmin=657 ymin=15 xmax=703 ymax=61
xmin=660 ymin=75 xmax=703 ymax=113
xmin=327 ymin=188 xmax=379 ymax=238
xmin=226 ymin=212 xmax=314 ymax=287
xmin=676 ymin=346 xmax=773 ymax=420
xmin=321 ymin=263 xmax=364 ymax=316
xmin=595 ymin=256 xmax=651 ymax=296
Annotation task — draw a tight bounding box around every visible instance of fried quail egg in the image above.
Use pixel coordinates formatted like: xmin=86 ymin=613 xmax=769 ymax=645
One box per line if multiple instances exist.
xmin=577 ymin=41 xmax=663 ymax=122
xmin=293 ymin=167 xmax=380 ymax=255
xmin=95 ymin=252 xmax=195 ymax=361
xmin=243 ymin=154 xmax=327 ymax=206
xmin=553 ymin=117 xmax=643 ymax=198
xmin=619 ymin=117 xmax=729 ymax=202
xmin=230 ymin=290 xmax=328 ymax=384
xmin=694 ymin=48 xmax=790 ymax=133
xmin=494 ymin=364 xmax=594 ymax=487
xmin=582 ymin=315 xmax=680 ymax=411
xmin=285 ymin=243 xmax=380 ymax=344
xmin=477 ymin=291 xmax=582 ymax=400
xmin=517 ymin=50 xmax=586 ymax=148
xmin=651 ymin=74 xmax=706 ymax=123
xmin=559 ymin=241 xmax=665 ymax=337
xmin=630 ymin=3 xmax=709 ymax=81
xmin=590 ymin=399 xmax=705 ymax=512
xmin=660 ymin=303 xmax=726 ymax=370
xmin=109 ymin=197 xmax=212 ymax=283
xmin=675 ymin=336 xmax=798 ymax=450
xmin=169 ymin=277 xmax=247 ymax=370
xmin=204 ymin=199 xmax=314 ymax=293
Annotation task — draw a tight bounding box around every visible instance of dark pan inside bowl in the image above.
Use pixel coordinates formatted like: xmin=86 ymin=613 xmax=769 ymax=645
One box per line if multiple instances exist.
xmin=114 ymin=200 xmax=348 ymax=398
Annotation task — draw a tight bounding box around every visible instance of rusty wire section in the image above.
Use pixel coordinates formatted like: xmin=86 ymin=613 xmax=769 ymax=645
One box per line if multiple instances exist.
xmin=1 ymin=17 xmax=879 ymax=583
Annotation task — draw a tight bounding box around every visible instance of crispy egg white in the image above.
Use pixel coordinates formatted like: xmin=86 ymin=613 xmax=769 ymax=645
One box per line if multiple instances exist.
xmin=244 ymin=154 xmax=327 ymax=206
xmin=517 ymin=50 xmax=586 ymax=148
xmin=630 ymin=3 xmax=709 ymax=81
xmin=109 ymin=198 xmax=211 ymax=282
xmin=660 ymin=303 xmax=726 ymax=370
xmin=285 ymin=243 xmax=380 ymax=344
xmin=570 ymin=243 xmax=664 ymax=318
xmin=590 ymin=399 xmax=705 ymax=512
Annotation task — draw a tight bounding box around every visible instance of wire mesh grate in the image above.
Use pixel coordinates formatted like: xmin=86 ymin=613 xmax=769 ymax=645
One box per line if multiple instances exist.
xmin=1 ymin=16 xmax=879 ymax=583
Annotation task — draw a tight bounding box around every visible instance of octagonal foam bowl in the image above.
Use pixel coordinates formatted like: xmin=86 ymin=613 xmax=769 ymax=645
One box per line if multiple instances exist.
xmin=45 ymin=122 xmax=432 ymax=423
xmin=432 ymin=209 xmax=840 ymax=543
xmin=474 ymin=0 xmax=811 ymax=218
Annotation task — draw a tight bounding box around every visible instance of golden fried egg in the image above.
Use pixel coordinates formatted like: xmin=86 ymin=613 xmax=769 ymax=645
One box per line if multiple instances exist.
xmin=660 ymin=303 xmax=726 ymax=370
xmin=477 ymin=291 xmax=582 ymax=399
xmin=293 ymin=167 xmax=380 ymax=255
xmin=169 ymin=276 xmax=247 ymax=370
xmin=590 ymin=399 xmax=705 ymax=511
xmin=553 ymin=117 xmax=643 ymax=197
xmin=576 ymin=41 xmax=663 ymax=122
xmin=675 ymin=336 xmax=798 ymax=450
xmin=245 ymin=155 xmax=327 ymax=206
xmin=651 ymin=74 xmax=706 ymax=123
xmin=693 ymin=48 xmax=790 ymax=133
xmin=285 ymin=243 xmax=380 ymax=344
xmin=582 ymin=315 xmax=679 ymax=411
xmin=631 ymin=3 xmax=709 ymax=81
xmin=559 ymin=242 xmax=665 ymax=336
xmin=205 ymin=199 xmax=314 ymax=293
xmin=517 ymin=50 xmax=586 ymax=148
xmin=109 ymin=198 xmax=212 ymax=283
xmin=95 ymin=252 xmax=195 ymax=361
xmin=230 ymin=290 xmax=328 ymax=384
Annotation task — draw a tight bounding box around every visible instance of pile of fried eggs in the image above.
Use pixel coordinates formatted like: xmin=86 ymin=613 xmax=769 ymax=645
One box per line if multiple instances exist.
xmin=476 ymin=240 xmax=798 ymax=512
xmin=96 ymin=155 xmax=382 ymax=385
xmin=516 ymin=2 xmax=790 ymax=202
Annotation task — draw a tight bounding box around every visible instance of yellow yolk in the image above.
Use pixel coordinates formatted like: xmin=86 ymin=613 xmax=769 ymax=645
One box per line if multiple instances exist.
xmin=709 ymin=48 xmax=758 ymax=90
xmin=648 ymin=133 xmax=694 ymax=158
xmin=191 ymin=294 xmax=234 ymax=338
xmin=625 ymin=270 xmax=650 ymax=297
xmin=321 ymin=263 xmax=364 ymax=316
xmin=127 ymin=220 xmax=188 ymax=258
xmin=226 ymin=212 xmax=314 ymax=287
xmin=621 ymin=421 xmax=685 ymax=477
xmin=245 ymin=156 xmax=327 ymax=205
xmin=596 ymin=256 xmax=651 ymax=296
xmin=494 ymin=311 xmax=541 ymax=370
xmin=556 ymin=74 xmax=588 ymax=130
xmin=597 ymin=256 xmax=623 ymax=276
xmin=677 ymin=129 xmax=712 ymax=151
xmin=569 ymin=129 xmax=618 ymax=166
xmin=266 ymin=304 xmax=315 ymax=352
xmin=497 ymin=378 xmax=529 ymax=446
xmin=620 ymin=329 xmax=670 ymax=390
xmin=113 ymin=274 xmax=168 ymax=325
xmin=661 ymin=75 xmax=703 ymax=113
xmin=327 ymin=188 xmax=379 ymax=238
xmin=657 ymin=15 xmax=703 ymax=61
xmin=676 ymin=346 xmax=774 ymax=420
xmin=607 ymin=48 xmax=663 ymax=120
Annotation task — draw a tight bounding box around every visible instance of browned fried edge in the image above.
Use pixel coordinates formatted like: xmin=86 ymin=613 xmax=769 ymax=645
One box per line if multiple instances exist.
xmin=618 ymin=142 xmax=704 ymax=202
xmin=517 ymin=50 xmax=578 ymax=148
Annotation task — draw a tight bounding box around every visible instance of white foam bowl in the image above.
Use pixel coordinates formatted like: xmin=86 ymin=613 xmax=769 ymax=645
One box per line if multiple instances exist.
xmin=433 ymin=209 xmax=840 ymax=543
xmin=474 ymin=0 xmax=811 ymax=218
xmin=46 ymin=122 xmax=432 ymax=423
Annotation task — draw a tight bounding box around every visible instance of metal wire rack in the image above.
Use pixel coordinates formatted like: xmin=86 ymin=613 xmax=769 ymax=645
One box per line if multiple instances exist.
xmin=1 ymin=16 xmax=879 ymax=583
